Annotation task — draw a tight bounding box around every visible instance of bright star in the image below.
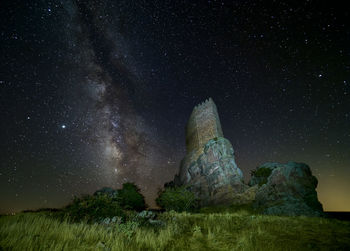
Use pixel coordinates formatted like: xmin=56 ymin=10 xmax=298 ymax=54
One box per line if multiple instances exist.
xmin=61 ymin=125 xmax=66 ymax=129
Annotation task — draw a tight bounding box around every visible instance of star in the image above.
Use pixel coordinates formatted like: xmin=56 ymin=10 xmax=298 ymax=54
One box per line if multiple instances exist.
xmin=0 ymin=0 xmax=349 ymax=214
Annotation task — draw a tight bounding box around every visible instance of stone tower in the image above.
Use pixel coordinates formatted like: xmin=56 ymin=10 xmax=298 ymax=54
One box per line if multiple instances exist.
xmin=171 ymin=98 xmax=246 ymax=206
xmin=185 ymin=98 xmax=223 ymax=157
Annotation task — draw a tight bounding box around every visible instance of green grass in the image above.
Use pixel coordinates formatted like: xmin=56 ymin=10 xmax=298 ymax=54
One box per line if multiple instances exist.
xmin=1 ymin=210 xmax=349 ymax=250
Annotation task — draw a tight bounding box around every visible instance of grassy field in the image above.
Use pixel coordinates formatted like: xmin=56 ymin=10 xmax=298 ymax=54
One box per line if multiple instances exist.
xmin=1 ymin=210 xmax=350 ymax=251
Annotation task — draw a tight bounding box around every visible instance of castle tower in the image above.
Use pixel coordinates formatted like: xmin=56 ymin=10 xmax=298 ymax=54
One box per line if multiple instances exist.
xmin=185 ymin=98 xmax=223 ymax=154
xmin=171 ymin=97 xmax=245 ymax=206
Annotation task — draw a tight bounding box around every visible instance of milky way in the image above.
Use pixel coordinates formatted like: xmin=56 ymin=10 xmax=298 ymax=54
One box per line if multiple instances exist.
xmin=60 ymin=0 xmax=173 ymax=204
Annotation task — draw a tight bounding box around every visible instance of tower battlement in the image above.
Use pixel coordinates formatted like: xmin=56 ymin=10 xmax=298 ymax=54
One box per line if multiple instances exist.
xmin=185 ymin=98 xmax=223 ymax=154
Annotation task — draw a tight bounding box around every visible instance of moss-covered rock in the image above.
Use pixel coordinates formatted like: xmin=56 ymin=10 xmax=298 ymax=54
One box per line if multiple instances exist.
xmin=250 ymin=162 xmax=324 ymax=217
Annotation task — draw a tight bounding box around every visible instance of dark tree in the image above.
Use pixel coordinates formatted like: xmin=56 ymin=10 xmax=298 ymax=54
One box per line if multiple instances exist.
xmin=117 ymin=183 xmax=146 ymax=211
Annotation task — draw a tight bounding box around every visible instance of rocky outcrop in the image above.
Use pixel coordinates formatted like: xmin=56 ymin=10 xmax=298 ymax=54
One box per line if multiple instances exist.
xmin=174 ymin=137 xmax=247 ymax=206
xmin=250 ymin=162 xmax=324 ymax=216
xmin=166 ymin=99 xmax=324 ymax=215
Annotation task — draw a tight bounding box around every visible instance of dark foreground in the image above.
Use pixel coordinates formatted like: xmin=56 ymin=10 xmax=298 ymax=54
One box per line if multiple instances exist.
xmin=1 ymin=210 xmax=350 ymax=250
xmin=325 ymin=212 xmax=350 ymax=221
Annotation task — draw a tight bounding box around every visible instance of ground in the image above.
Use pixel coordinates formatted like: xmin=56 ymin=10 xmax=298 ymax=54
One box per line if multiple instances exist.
xmin=1 ymin=209 xmax=350 ymax=250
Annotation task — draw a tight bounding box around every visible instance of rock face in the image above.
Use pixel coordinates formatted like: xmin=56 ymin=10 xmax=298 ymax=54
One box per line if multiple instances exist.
xmin=175 ymin=137 xmax=247 ymax=206
xmin=250 ymin=162 xmax=324 ymax=216
xmin=173 ymin=98 xmax=246 ymax=206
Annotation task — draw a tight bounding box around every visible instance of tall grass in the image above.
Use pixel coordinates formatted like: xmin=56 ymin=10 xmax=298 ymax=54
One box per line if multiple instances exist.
xmin=1 ymin=211 xmax=349 ymax=250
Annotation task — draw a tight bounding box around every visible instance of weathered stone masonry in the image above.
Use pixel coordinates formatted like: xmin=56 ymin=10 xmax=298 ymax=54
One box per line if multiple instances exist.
xmin=185 ymin=97 xmax=223 ymax=156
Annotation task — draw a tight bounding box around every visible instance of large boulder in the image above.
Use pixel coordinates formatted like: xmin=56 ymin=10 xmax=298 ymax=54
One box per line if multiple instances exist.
xmin=250 ymin=162 xmax=324 ymax=216
xmin=175 ymin=137 xmax=247 ymax=206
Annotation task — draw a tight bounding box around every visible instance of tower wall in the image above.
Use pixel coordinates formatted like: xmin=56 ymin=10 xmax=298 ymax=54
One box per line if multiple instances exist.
xmin=185 ymin=98 xmax=223 ymax=153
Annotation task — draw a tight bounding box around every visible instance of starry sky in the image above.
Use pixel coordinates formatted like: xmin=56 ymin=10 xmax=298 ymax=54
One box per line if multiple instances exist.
xmin=1 ymin=0 xmax=349 ymax=213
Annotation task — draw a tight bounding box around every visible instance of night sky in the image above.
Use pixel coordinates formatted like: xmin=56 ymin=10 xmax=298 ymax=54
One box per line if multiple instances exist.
xmin=1 ymin=0 xmax=349 ymax=213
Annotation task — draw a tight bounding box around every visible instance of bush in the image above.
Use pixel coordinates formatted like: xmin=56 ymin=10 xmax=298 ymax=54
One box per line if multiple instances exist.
xmin=116 ymin=183 xmax=146 ymax=211
xmin=253 ymin=167 xmax=272 ymax=178
xmin=93 ymin=187 xmax=118 ymax=198
xmin=156 ymin=186 xmax=198 ymax=212
xmin=251 ymin=167 xmax=273 ymax=186
xmin=64 ymin=194 xmax=125 ymax=223
xmin=116 ymin=220 xmax=140 ymax=239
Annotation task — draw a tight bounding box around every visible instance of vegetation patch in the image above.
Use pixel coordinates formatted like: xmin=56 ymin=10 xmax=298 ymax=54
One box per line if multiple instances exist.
xmin=252 ymin=167 xmax=273 ymax=178
xmin=62 ymin=183 xmax=146 ymax=223
xmin=199 ymin=203 xmax=256 ymax=214
xmin=1 ymin=210 xmax=350 ymax=250
xmin=116 ymin=183 xmax=146 ymax=211
xmin=156 ymin=186 xmax=199 ymax=212
xmin=63 ymin=194 xmax=125 ymax=223
xmin=251 ymin=167 xmax=273 ymax=186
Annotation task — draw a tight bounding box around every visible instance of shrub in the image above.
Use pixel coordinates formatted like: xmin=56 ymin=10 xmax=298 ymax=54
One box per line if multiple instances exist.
xmin=116 ymin=183 xmax=146 ymax=211
xmin=93 ymin=187 xmax=118 ymax=198
xmin=253 ymin=167 xmax=272 ymax=178
xmin=64 ymin=194 xmax=125 ymax=223
xmin=116 ymin=220 xmax=140 ymax=239
xmin=156 ymin=186 xmax=198 ymax=212
xmin=62 ymin=183 xmax=146 ymax=222
xmin=251 ymin=167 xmax=273 ymax=186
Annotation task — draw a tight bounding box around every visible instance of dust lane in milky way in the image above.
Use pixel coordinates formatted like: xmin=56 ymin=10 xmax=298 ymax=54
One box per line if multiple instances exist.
xmin=62 ymin=0 xmax=175 ymax=205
